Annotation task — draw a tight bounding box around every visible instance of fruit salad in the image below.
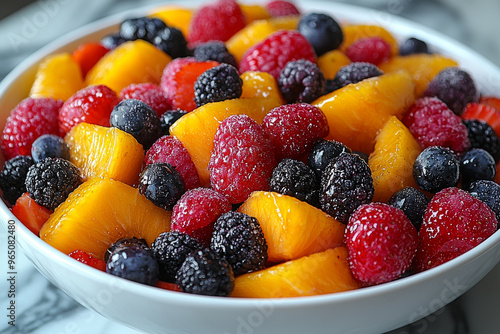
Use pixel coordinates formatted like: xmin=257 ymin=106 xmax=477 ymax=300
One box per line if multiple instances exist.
xmin=1 ymin=0 xmax=500 ymax=299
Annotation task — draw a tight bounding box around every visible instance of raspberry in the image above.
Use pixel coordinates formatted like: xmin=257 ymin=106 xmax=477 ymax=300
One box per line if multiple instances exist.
xmin=460 ymin=148 xmax=496 ymax=188
xmin=58 ymin=85 xmax=120 ymax=135
xmin=239 ymin=30 xmax=316 ymax=80
xmin=263 ymin=103 xmax=328 ymax=160
xmin=278 ymin=60 xmax=325 ymax=103
xmin=145 ymin=135 xmax=200 ymax=190
xmin=326 ymin=62 xmax=383 ymax=94
xmin=307 ymin=139 xmax=351 ymax=179
xmin=152 ymin=231 xmax=202 ymax=282
xmin=399 ymin=37 xmax=429 ymax=56
xmin=414 ymin=187 xmax=498 ymax=272
xmin=138 ymin=163 xmax=185 ymax=211
xmin=160 ymin=109 xmax=187 ymax=135
xmin=106 ymin=244 xmax=159 ymax=286
xmin=193 ymin=41 xmax=237 ymax=68
xmin=0 ymin=156 xmax=34 ymax=206
xmin=25 ymin=158 xmax=82 ymax=211
xmin=468 ymin=180 xmax=500 ymax=224
xmin=210 ymin=212 xmax=268 ymax=276
xmin=320 ymin=153 xmax=374 ymax=223
xmin=403 ymin=97 xmax=470 ymax=154
xmin=1 ymin=97 xmax=62 ymax=160
xmin=194 ymin=64 xmax=243 ymax=107
xmin=413 ymin=146 xmax=460 ymax=193
xmin=462 ymin=119 xmax=500 ymax=161
xmin=266 ymin=0 xmax=300 ymax=17
xmin=345 ymin=37 xmax=392 ymax=65
xmin=119 ymin=17 xmax=167 ymax=43
xmin=297 ymin=13 xmax=343 ymax=56
xmin=424 ymin=67 xmax=479 ymax=115
xmin=120 ymin=83 xmax=171 ymax=117
xmin=176 ymin=248 xmax=234 ymax=296
xmin=423 ymin=240 xmax=474 ymax=271
xmin=188 ymin=0 xmax=246 ymax=44
xmin=31 ymin=134 xmax=70 ymax=163
xmin=152 ymin=26 xmax=188 ymax=59
xmin=345 ymin=203 xmax=418 ymax=285
xmin=69 ymin=250 xmax=106 ymax=271
xmin=171 ymin=188 xmax=231 ymax=246
xmin=388 ymin=187 xmax=430 ymax=231
xmin=209 ymin=115 xmax=277 ymax=204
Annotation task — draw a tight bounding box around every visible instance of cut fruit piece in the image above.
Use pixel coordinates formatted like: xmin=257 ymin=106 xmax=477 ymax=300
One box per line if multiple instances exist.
xmin=72 ymin=42 xmax=110 ymax=77
xmin=12 ymin=192 xmax=52 ymax=236
xmin=461 ymin=102 xmax=500 ymax=138
xmin=369 ymin=116 xmax=422 ymax=203
xmin=317 ymin=50 xmax=351 ymax=80
xmin=379 ymin=54 xmax=458 ymax=97
xmin=240 ymin=4 xmax=270 ymax=23
xmin=240 ymin=71 xmax=285 ymax=105
xmin=313 ymin=70 xmax=415 ymax=154
xmin=226 ymin=20 xmax=278 ymax=63
xmin=268 ymin=15 xmax=300 ymax=30
xmin=85 ymin=40 xmax=171 ymax=94
xmin=149 ymin=6 xmax=192 ymax=38
xmin=170 ymin=97 xmax=280 ymax=187
xmin=29 ymin=53 xmax=83 ymax=101
xmin=340 ymin=24 xmax=398 ymax=55
xmin=231 ymin=247 xmax=360 ymax=298
xmin=65 ymin=123 xmax=145 ymax=186
xmin=40 ymin=177 xmax=171 ymax=259
xmin=238 ymin=191 xmax=345 ymax=262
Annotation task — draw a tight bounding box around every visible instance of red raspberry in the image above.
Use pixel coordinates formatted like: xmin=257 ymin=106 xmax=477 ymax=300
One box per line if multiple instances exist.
xmin=403 ymin=97 xmax=470 ymax=153
xmin=58 ymin=85 xmax=120 ymax=135
xmin=421 ymin=240 xmax=474 ymax=271
xmin=345 ymin=202 xmax=418 ymax=286
xmin=263 ymin=103 xmax=329 ymax=160
xmin=120 ymin=83 xmax=171 ymax=117
xmin=413 ymin=187 xmax=498 ymax=272
xmin=209 ymin=115 xmax=277 ymax=204
xmin=345 ymin=37 xmax=392 ymax=65
xmin=145 ymin=136 xmax=200 ymax=190
xmin=171 ymin=187 xmax=231 ymax=246
xmin=69 ymin=250 xmax=106 ymax=271
xmin=239 ymin=30 xmax=316 ymax=80
xmin=1 ymin=97 xmax=62 ymax=160
xmin=266 ymin=0 xmax=300 ymax=17
xmin=188 ymin=0 xmax=246 ymax=45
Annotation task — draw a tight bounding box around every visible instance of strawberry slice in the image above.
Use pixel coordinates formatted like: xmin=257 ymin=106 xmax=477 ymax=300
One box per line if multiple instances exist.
xmin=11 ymin=192 xmax=52 ymax=235
xmin=461 ymin=102 xmax=500 ymax=137
xmin=69 ymin=250 xmax=106 ymax=271
xmin=156 ymin=281 xmax=182 ymax=292
xmin=480 ymin=96 xmax=500 ymax=111
xmin=72 ymin=42 xmax=110 ymax=77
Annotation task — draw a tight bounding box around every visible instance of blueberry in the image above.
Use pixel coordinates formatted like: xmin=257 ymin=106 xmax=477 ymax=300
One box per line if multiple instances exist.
xmin=388 ymin=187 xmax=429 ymax=231
xmin=460 ymin=148 xmax=496 ymax=189
xmin=160 ymin=109 xmax=187 ymax=135
xmin=298 ymin=13 xmax=343 ymax=56
xmin=106 ymin=245 xmax=159 ymax=286
xmin=413 ymin=146 xmax=460 ymax=193
xmin=31 ymin=134 xmax=70 ymax=163
xmin=153 ymin=27 xmax=188 ymax=59
xmin=307 ymin=139 xmax=351 ymax=179
xmin=105 ymin=237 xmax=148 ymax=262
xmin=138 ymin=163 xmax=185 ymax=210
xmin=110 ymin=99 xmax=162 ymax=149
xmin=468 ymin=180 xmax=500 ymax=224
xmin=399 ymin=37 xmax=429 ymax=55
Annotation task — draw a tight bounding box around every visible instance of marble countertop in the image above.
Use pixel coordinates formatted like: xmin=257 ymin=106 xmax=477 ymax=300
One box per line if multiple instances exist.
xmin=0 ymin=0 xmax=500 ymax=333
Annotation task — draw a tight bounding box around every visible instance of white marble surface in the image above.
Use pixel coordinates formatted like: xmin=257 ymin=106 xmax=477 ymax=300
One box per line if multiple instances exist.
xmin=0 ymin=0 xmax=500 ymax=333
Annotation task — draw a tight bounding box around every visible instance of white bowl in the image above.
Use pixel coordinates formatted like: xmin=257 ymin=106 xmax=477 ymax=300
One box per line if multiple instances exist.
xmin=1 ymin=1 xmax=500 ymax=333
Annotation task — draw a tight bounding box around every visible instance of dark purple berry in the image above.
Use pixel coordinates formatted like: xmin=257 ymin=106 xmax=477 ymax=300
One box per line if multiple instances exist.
xmin=160 ymin=109 xmax=187 ymax=135
xmin=194 ymin=64 xmax=243 ymax=107
xmin=388 ymin=187 xmax=429 ymax=231
xmin=399 ymin=37 xmax=429 ymax=55
xmin=0 ymin=156 xmax=34 ymax=206
xmin=325 ymin=62 xmax=383 ymax=94
xmin=307 ymin=139 xmax=351 ymax=179
xmin=153 ymin=27 xmax=188 ymax=58
xmin=297 ymin=13 xmax=343 ymax=56
xmin=460 ymin=148 xmax=496 ymax=189
xmin=105 ymin=237 xmax=148 ymax=262
xmin=119 ymin=17 xmax=167 ymax=43
xmin=413 ymin=146 xmax=460 ymax=193
xmin=278 ymin=59 xmax=325 ymax=103
xmin=100 ymin=33 xmax=125 ymax=49
xmin=138 ymin=163 xmax=185 ymax=210
xmin=468 ymin=180 xmax=500 ymax=225
xmin=31 ymin=134 xmax=70 ymax=163
xmin=106 ymin=244 xmax=159 ymax=286
xmin=193 ymin=41 xmax=237 ymax=68
xmin=462 ymin=119 xmax=500 ymax=162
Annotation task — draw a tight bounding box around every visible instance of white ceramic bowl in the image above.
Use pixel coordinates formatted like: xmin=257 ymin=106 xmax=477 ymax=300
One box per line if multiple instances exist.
xmin=1 ymin=1 xmax=500 ymax=333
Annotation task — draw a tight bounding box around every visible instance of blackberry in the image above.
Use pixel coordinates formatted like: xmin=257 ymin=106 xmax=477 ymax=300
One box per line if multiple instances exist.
xmin=31 ymin=134 xmax=70 ymax=163
xmin=105 ymin=237 xmax=148 ymax=262
xmin=270 ymin=159 xmax=319 ymax=206
xmin=25 ymin=158 xmax=81 ymax=211
xmin=412 ymin=146 xmax=460 ymax=193
xmin=100 ymin=33 xmax=125 ymax=49
xmin=176 ymin=248 xmax=234 ymax=296
xmin=152 ymin=27 xmax=188 ymax=59
xmin=160 ymin=109 xmax=187 ymax=135
xmin=138 ymin=163 xmax=185 ymax=210
xmin=194 ymin=64 xmax=243 ymax=108
xmin=210 ymin=212 xmax=267 ymax=276
xmin=106 ymin=244 xmax=159 ymax=286
xmin=119 ymin=17 xmax=167 ymax=43
xmin=353 ymin=151 xmax=369 ymax=164
xmin=424 ymin=67 xmax=479 ymax=115
xmin=468 ymin=180 xmax=500 ymax=224
xmin=388 ymin=187 xmax=429 ymax=231
xmin=0 ymin=156 xmax=34 ymax=206
xmin=463 ymin=119 xmax=500 ymax=161
xmin=460 ymin=148 xmax=496 ymax=189
xmin=297 ymin=13 xmax=343 ymax=56
xmin=325 ymin=62 xmax=383 ymax=94
xmin=278 ymin=59 xmax=325 ymax=103
xmin=320 ymin=153 xmax=374 ymax=223
xmin=110 ymin=99 xmax=162 ymax=149
xmin=152 ymin=231 xmax=202 ymax=282
xmin=399 ymin=37 xmax=429 ymax=56
xmin=193 ymin=41 xmax=237 ymax=68
xmin=307 ymin=139 xmax=351 ymax=179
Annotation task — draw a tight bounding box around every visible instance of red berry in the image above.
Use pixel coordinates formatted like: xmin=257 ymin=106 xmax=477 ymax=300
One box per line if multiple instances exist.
xmin=171 ymin=187 xmax=231 ymax=246
xmin=58 ymin=85 xmax=120 ymax=135
xmin=156 ymin=280 xmax=182 ymax=292
xmin=461 ymin=102 xmax=500 ymax=137
xmin=188 ymin=0 xmax=246 ymax=45
xmin=403 ymin=97 xmax=470 ymax=153
xmin=421 ymin=240 xmax=474 ymax=271
xmin=1 ymin=97 xmax=62 ymax=160
xmin=72 ymin=42 xmax=109 ymax=77
xmin=414 ymin=187 xmax=498 ymax=272
xmin=480 ymin=96 xmax=500 ymax=111
xmin=345 ymin=37 xmax=392 ymax=65
xmin=11 ymin=192 xmax=52 ymax=235
xmin=345 ymin=202 xmax=418 ymax=286
xmin=69 ymin=250 xmax=106 ymax=271
xmin=145 ymin=135 xmax=200 ymax=190
xmin=239 ymin=30 xmax=316 ymax=80
xmin=120 ymin=83 xmax=171 ymax=117
xmin=209 ymin=114 xmax=277 ymax=204
xmin=263 ymin=103 xmax=329 ymax=159
xmin=266 ymin=0 xmax=300 ymax=17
